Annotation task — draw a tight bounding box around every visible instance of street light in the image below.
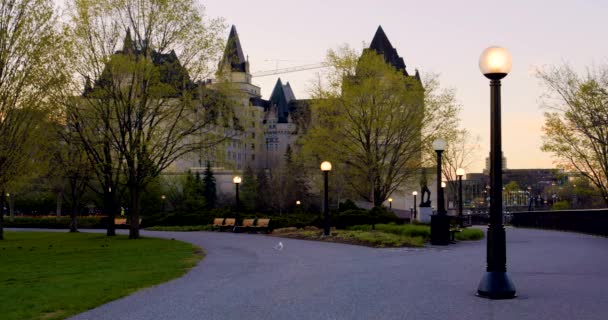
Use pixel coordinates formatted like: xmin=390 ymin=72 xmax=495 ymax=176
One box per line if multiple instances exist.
xmin=233 ymin=176 xmax=241 ymax=222
xmin=161 ymin=194 xmax=166 ymax=212
xmin=296 ymin=200 xmax=301 ymax=205
xmin=457 ymin=168 xmax=466 ymax=227
xmin=431 ymin=138 xmax=449 ymax=245
xmin=320 ymin=161 xmax=332 ymax=236
xmin=412 ymin=191 xmax=418 ymax=221
xmin=388 ymin=197 xmax=393 ymax=209
xmin=477 ymin=46 xmax=516 ymax=299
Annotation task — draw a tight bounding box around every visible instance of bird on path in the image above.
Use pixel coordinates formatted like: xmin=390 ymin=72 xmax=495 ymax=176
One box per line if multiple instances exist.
xmin=273 ymin=241 xmax=283 ymax=251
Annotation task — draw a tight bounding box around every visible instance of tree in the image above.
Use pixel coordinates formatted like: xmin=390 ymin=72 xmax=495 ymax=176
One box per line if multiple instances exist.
xmin=239 ymin=166 xmax=257 ymax=212
xmin=301 ymin=46 xmax=459 ymax=206
xmin=255 ymin=168 xmax=270 ymax=212
xmin=179 ymin=171 xmax=205 ymax=212
xmin=441 ymin=129 xmax=481 ymax=206
xmin=0 ymin=0 xmax=65 ymax=240
xmin=202 ymin=162 xmax=217 ymax=209
xmin=537 ymin=65 xmax=608 ymax=206
xmin=64 ymin=0 xmax=231 ymax=238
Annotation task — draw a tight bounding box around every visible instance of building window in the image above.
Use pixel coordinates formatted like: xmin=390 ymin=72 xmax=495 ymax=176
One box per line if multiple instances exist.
xmin=251 ymin=143 xmax=255 ymax=150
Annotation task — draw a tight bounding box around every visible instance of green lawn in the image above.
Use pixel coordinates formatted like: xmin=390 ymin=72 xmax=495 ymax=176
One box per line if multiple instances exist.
xmin=0 ymin=231 xmax=202 ymax=320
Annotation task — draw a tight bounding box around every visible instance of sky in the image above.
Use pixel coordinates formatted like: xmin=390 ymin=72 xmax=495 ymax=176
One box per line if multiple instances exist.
xmin=53 ymin=0 xmax=608 ymax=173
xmin=196 ymin=0 xmax=608 ymax=173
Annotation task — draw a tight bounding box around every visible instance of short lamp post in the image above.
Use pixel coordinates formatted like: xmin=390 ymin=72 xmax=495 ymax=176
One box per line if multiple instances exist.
xmin=477 ymin=46 xmax=516 ymax=299
xmin=233 ymin=176 xmax=242 ymax=222
xmin=320 ymin=161 xmax=332 ymax=236
xmin=412 ymin=191 xmax=418 ymax=221
xmin=161 ymin=195 xmax=166 ymax=213
xmin=388 ymin=197 xmax=393 ymax=209
xmin=431 ymin=138 xmax=450 ymax=245
xmin=457 ymin=168 xmax=465 ymax=227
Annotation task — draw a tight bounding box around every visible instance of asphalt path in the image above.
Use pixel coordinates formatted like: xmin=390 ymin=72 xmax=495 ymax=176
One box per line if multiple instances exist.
xmin=14 ymin=227 xmax=608 ymax=320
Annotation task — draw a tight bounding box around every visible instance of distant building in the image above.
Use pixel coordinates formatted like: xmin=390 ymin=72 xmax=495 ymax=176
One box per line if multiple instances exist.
xmin=484 ymin=152 xmax=507 ymax=174
xmin=454 ymin=167 xmax=568 ymax=208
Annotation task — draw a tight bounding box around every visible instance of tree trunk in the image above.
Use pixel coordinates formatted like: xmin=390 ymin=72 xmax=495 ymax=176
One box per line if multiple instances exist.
xmin=69 ymin=205 xmax=78 ymax=232
xmin=104 ymin=191 xmax=116 ymax=236
xmin=129 ymin=187 xmax=141 ymax=239
xmin=8 ymin=194 xmax=14 ymax=222
xmin=56 ymin=192 xmax=63 ymax=217
xmin=0 ymin=194 xmax=4 ymax=240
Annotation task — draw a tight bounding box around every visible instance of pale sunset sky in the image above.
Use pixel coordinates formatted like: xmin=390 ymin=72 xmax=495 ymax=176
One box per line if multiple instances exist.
xmin=56 ymin=0 xmax=608 ymax=173
xmin=198 ymin=0 xmax=608 ymax=173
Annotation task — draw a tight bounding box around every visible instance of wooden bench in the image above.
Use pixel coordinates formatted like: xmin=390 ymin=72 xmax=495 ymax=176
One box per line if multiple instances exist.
xmin=232 ymin=218 xmax=271 ymax=233
xmin=211 ymin=218 xmax=225 ymax=231
xmin=114 ymin=217 xmax=142 ymax=228
xmin=449 ymin=227 xmax=463 ymax=242
xmin=219 ymin=218 xmax=236 ymax=232
xmin=255 ymin=218 xmax=271 ymax=234
xmin=233 ymin=219 xmax=255 ymax=233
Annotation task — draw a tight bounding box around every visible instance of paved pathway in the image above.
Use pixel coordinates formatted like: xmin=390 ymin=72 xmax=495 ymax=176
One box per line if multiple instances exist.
xmin=51 ymin=227 xmax=608 ymax=320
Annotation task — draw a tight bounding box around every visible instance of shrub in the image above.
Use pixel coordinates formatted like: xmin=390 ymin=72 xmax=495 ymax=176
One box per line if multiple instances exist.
xmin=335 ymin=208 xmax=401 ymax=229
xmin=347 ymin=223 xmax=431 ymax=240
xmin=455 ymin=228 xmax=484 ymax=241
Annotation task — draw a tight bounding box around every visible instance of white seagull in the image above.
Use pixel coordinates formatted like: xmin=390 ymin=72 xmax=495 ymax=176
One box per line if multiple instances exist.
xmin=273 ymin=241 xmax=284 ymax=251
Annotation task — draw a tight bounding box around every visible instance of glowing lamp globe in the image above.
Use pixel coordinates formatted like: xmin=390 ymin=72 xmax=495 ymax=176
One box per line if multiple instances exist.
xmin=320 ymin=161 xmax=332 ymax=172
xmin=432 ymin=138 xmax=446 ymax=151
xmin=479 ymin=46 xmax=512 ymax=80
xmin=457 ymin=168 xmax=466 ymax=177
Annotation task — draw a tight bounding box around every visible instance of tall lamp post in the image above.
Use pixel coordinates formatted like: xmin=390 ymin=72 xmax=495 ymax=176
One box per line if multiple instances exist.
xmin=431 ymin=138 xmax=449 ymax=245
xmin=233 ymin=176 xmax=241 ymax=222
xmin=477 ymin=46 xmax=516 ymax=299
xmin=388 ymin=197 xmax=393 ymax=210
xmin=320 ymin=161 xmax=332 ymax=236
xmin=457 ymin=168 xmax=465 ymax=227
xmin=412 ymin=191 xmax=418 ymax=221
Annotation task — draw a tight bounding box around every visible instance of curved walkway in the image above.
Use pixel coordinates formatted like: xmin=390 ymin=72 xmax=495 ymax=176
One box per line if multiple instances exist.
xmin=54 ymin=228 xmax=608 ymax=320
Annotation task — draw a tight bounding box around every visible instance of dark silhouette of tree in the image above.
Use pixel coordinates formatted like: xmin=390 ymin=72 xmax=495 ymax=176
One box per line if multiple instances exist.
xmin=240 ymin=166 xmax=257 ymax=212
xmin=202 ymin=162 xmax=217 ymax=209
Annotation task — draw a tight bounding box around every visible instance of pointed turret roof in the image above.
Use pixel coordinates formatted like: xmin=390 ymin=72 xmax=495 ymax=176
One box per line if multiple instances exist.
xmin=269 ymin=78 xmax=296 ymax=123
xmin=368 ymin=26 xmax=408 ymax=76
xmin=122 ymin=28 xmax=134 ymax=54
xmin=220 ymin=25 xmax=247 ymax=73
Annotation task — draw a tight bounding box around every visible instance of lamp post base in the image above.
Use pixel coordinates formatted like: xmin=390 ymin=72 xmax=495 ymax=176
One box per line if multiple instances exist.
xmin=430 ymin=214 xmax=450 ymax=245
xmin=477 ymin=271 xmax=516 ymax=299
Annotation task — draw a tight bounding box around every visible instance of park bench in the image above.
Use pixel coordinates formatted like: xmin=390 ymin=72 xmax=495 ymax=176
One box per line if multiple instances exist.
xmin=253 ymin=218 xmax=271 ymax=234
xmin=219 ymin=218 xmax=236 ymax=232
xmin=211 ymin=218 xmax=225 ymax=231
xmin=113 ymin=217 xmax=142 ymax=228
xmin=233 ymin=219 xmax=255 ymax=233
xmin=449 ymin=227 xmax=462 ymax=242
xmin=232 ymin=218 xmax=271 ymax=233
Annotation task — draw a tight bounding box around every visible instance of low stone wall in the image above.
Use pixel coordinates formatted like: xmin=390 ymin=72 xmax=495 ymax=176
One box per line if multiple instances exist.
xmin=511 ymin=209 xmax=608 ymax=236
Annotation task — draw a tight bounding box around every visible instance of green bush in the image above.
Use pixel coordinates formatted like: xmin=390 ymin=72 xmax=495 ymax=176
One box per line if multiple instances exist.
xmin=335 ymin=207 xmax=401 ymax=229
xmin=551 ymin=200 xmax=571 ymax=210
xmin=348 ymin=223 xmax=431 ymax=239
xmin=454 ymin=228 xmax=484 ymax=241
xmin=268 ymin=213 xmax=320 ymax=230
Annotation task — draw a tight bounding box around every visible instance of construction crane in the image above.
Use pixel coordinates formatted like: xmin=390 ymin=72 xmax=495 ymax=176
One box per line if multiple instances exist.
xmin=251 ymin=62 xmax=326 ymax=78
